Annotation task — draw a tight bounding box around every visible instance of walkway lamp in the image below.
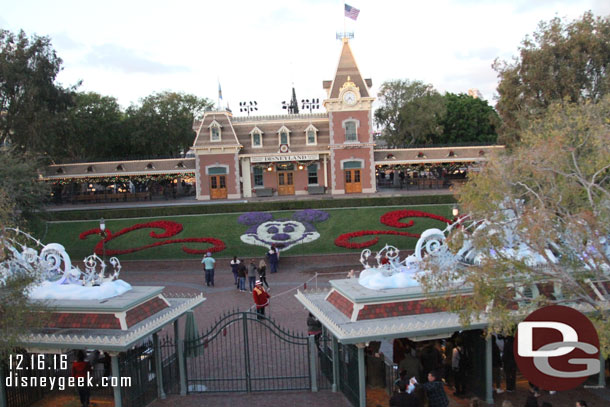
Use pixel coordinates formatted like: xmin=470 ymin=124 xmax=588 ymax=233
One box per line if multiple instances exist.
xmin=452 ymin=205 xmax=459 ymax=217
xmin=99 ymin=218 xmax=107 ymax=264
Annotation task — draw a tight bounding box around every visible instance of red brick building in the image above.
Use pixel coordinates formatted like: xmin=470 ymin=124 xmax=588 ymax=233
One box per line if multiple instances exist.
xmin=42 ymin=39 xmax=502 ymax=200
xmin=192 ymin=38 xmax=376 ymax=200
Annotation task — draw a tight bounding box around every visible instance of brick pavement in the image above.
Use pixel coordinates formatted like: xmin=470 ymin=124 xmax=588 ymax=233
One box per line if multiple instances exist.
xmin=48 ymin=255 xmax=608 ymax=407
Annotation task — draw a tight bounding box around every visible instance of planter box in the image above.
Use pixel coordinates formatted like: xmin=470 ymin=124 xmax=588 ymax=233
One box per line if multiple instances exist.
xmin=307 ymin=186 xmax=326 ymax=195
xmin=254 ymin=188 xmax=274 ymax=197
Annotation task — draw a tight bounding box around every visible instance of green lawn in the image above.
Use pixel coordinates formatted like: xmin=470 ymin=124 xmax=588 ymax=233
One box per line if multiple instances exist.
xmin=43 ymin=205 xmax=454 ymax=260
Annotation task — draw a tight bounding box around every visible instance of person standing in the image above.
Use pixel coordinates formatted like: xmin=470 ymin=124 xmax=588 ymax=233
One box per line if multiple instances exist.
xmin=390 ymin=379 xmax=421 ymax=407
xmin=237 ymin=260 xmax=247 ymax=292
xmin=72 ymin=350 xmax=93 ymax=407
xmin=452 ymin=339 xmax=469 ymax=396
xmin=202 ymin=252 xmax=216 ymax=287
xmin=248 ymin=259 xmax=258 ymax=292
xmin=252 ymin=280 xmax=270 ymax=320
xmin=492 ymin=336 xmax=504 ymax=394
xmin=502 ymin=336 xmax=516 ymax=392
xmin=266 ymin=244 xmax=279 ymax=273
xmin=230 ymin=256 xmax=241 ymax=288
xmin=422 ymin=371 xmax=449 ymax=407
xmin=258 ymin=259 xmax=270 ymax=289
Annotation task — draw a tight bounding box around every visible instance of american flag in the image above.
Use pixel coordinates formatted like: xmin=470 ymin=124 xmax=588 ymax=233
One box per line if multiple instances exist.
xmin=344 ymin=4 xmax=360 ymax=21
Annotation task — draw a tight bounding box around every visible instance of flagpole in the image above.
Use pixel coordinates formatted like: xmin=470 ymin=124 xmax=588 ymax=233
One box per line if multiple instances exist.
xmin=343 ymin=2 xmax=346 ymax=38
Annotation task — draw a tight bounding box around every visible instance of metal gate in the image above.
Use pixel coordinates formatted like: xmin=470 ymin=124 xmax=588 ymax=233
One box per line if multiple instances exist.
xmin=184 ymin=311 xmax=311 ymax=393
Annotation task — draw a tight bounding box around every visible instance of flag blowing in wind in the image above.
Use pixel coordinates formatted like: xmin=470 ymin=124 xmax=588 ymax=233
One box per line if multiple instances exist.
xmin=344 ymin=4 xmax=360 ymax=21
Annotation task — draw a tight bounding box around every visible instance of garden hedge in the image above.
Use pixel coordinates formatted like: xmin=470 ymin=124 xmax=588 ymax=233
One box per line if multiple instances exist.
xmin=45 ymin=194 xmax=457 ymax=221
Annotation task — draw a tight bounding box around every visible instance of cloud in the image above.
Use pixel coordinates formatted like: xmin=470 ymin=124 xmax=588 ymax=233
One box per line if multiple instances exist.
xmin=84 ymin=43 xmax=190 ymax=74
xmin=50 ymin=32 xmax=85 ymax=51
xmin=455 ymin=47 xmax=502 ymax=61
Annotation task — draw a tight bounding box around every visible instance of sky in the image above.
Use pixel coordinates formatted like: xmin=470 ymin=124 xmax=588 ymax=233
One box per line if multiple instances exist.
xmin=2 ymin=0 xmax=608 ymax=115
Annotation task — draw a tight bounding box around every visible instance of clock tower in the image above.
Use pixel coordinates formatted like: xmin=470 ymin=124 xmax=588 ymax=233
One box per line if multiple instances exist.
xmin=323 ymin=38 xmax=376 ymax=194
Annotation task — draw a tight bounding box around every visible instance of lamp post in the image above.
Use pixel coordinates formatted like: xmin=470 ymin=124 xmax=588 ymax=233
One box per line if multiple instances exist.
xmin=452 ymin=204 xmax=459 ymax=218
xmin=239 ymin=101 xmax=258 ymax=116
xmin=99 ymin=218 xmax=107 ymax=264
xmin=301 ymin=98 xmax=320 ymax=113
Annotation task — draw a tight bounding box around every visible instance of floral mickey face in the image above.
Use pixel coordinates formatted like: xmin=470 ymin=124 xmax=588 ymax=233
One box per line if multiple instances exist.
xmin=238 ymin=210 xmax=329 ymax=252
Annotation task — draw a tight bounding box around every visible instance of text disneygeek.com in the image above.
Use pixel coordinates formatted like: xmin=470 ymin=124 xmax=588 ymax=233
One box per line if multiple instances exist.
xmin=5 ymin=372 xmax=131 ymax=391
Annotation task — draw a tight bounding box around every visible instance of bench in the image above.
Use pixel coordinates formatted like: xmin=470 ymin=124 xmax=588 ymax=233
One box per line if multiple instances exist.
xmin=307 ymin=186 xmax=326 ymax=195
xmin=254 ymin=188 xmax=274 ymax=197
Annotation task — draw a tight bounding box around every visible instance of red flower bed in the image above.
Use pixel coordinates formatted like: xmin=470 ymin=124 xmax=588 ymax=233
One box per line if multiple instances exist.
xmin=380 ymin=209 xmax=452 ymax=228
xmin=79 ymin=220 xmax=225 ymax=256
xmin=335 ymin=209 xmax=453 ymax=249
xmin=334 ymin=230 xmax=420 ymax=249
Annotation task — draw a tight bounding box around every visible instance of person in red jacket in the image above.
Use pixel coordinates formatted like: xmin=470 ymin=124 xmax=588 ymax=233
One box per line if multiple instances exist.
xmin=252 ymin=280 xmax=270 ymax=320
xmin=72 ymin=350 xmax=92 ymax=407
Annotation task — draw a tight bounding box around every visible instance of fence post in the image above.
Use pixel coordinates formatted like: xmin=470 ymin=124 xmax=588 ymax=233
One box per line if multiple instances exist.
xmin=485 ymin=335 xmax=494 ymax=405
xmin=110 ymin=353 xmax=123 ymax=407
xmin=175 ymin=319 xmax=187 ymax=396
xmin=331 ymin=335 xmax=340 ymax=392
xmin=309 ymin=335 xmax=318 ymax=392
xmin=153 ymin=332 xmax=166 ymax=399
xmin=0 ymin=363 xmax=7 ymax=407
xmin=357 ymin=343 xmax=366 ymax=407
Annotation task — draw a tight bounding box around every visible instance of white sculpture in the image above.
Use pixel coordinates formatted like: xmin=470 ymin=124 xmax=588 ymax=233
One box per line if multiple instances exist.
xmin=0 ymin=228 xmax=130 ymax=300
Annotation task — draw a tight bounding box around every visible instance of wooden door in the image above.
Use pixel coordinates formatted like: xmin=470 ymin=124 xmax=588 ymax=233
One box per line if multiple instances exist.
xmin=344 ymin=169 xmax=362 ymax=194
xmin=277 ymin=171 xmax=295 ymax=195
xmin=210 ymin=175 xmax=227 ymax=199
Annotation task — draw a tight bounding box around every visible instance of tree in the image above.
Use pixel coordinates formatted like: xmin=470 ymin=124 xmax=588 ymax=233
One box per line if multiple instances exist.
xmin=0 ymin=148 xmax=49 ymax=224
xmin=494 ymin=12 xmax=610 ymax=144
xmin=420 ymin=96 xmax=610 ymax=352
xmin=436 ymin=93 xmax=499 ymax=144
xmin=55 ymin=92 xmax=125 ymax=162
xmin=375 ymin=80 xmax=445 ymax=147
xmin=0 ymin=186 xmax=49 ymax=358
xmin=0 ymin=29 xmax=74 ymax=155
xmin=125 ymin=91 xmax=213 ymax=158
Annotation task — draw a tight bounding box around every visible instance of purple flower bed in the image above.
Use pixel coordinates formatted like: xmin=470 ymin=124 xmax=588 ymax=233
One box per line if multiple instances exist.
xmin=238 ymin=212 xmax=273 ymax=226
xmin=292 ymin=209 xmax=329 ymax=223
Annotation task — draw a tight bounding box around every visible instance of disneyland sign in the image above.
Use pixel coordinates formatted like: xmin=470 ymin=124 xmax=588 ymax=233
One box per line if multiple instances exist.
xmin=251 ymin=154 xmax=319 ymax=163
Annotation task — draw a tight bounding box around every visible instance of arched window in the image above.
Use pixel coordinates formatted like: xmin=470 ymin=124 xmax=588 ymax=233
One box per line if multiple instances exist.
xmin=305 ymin=124 xmax=318 ymax=146
xmin=250 ymin=127 xmax=263 ymax=148
xmin=209 ymin=120 xmax=222 ymax=142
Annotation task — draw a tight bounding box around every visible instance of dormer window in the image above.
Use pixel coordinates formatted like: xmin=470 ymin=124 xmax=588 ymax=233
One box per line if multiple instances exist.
xmin=116 ymin=164 xmax=125 ymax=171
xmin=250 ymin=127 xmax=263 ymax=148
xmin=209 ymin=120 xmax=222 ymax=142
xmin=277 ymin=125 xmax=291 ymax=145
xmin=304 ymin=124 xmax=318 ymax=146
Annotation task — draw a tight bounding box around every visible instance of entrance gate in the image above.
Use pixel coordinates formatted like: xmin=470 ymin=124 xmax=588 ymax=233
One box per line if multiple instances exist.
xmin=184 ymin=311 xmax=313 ymax=393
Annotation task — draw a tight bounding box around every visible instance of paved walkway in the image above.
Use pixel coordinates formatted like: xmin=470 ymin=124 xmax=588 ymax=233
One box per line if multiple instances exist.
xmin=31 ymin=255 xmax=610 ymax=407
xmin=123 ymin=257 xmax=609 ymax=407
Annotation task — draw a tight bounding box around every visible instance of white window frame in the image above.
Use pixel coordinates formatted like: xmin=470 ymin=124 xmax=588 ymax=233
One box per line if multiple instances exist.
xmin=250 ymin=127 xmax=264 ymax=148
xmin=277 ymin=125 xmax=291 ymax=146
xmin=307 ymin=163 xmax=320 ymax=185
xmin=252 ymin=166 xmax=264 ymax=187
xmin=304 ymin=124 xmax=318 ymax=146
xmin=342 ymin=118 xmax=360 ymax=143
xmin=209 ymin=120 xmax=222 ymax=142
